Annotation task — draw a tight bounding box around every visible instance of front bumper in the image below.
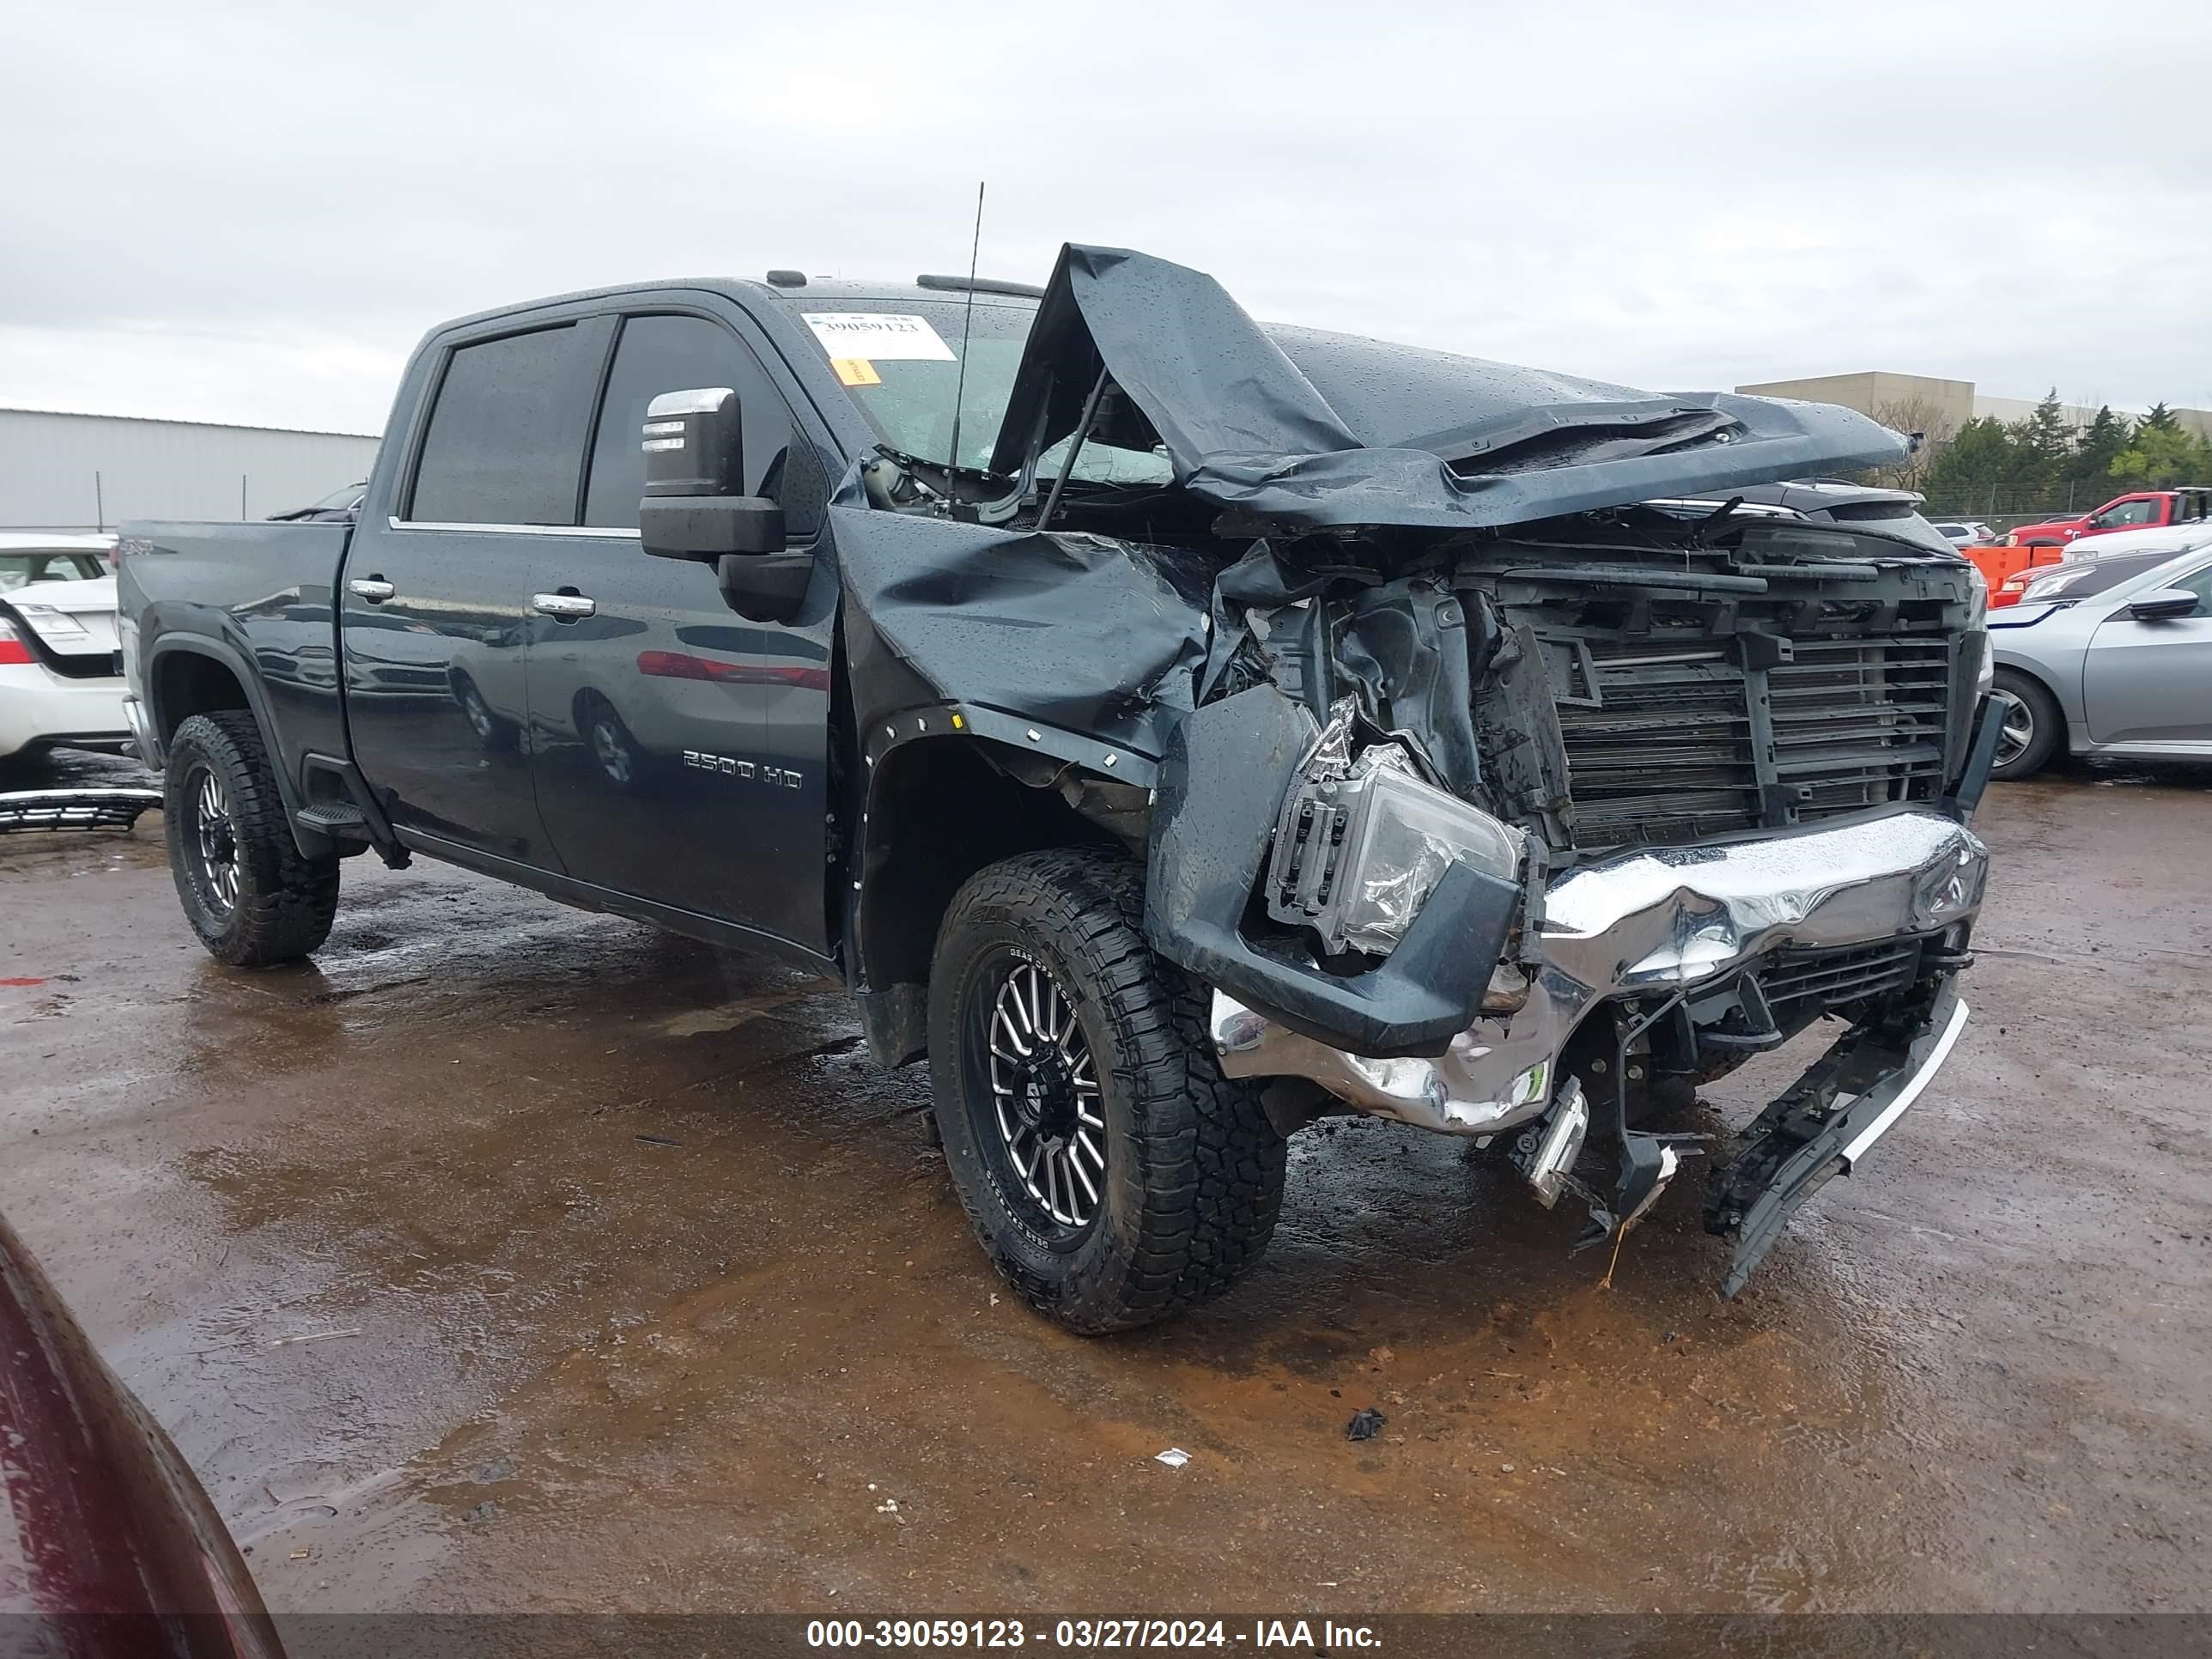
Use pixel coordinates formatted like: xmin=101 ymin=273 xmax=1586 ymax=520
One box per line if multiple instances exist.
xmin=1704 ymin=984 xmax=1969 ymax=1295
xmin=1211 ymin=805 xmax=1987 ymax=1139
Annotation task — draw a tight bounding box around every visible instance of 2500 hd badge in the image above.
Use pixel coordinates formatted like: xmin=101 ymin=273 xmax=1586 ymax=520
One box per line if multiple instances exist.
xmin=684 ymin=749 xmax=803 ymax=787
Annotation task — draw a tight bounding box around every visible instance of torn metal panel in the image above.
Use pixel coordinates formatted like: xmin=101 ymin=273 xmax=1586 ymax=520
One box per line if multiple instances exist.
xmin=989 ymin=245 xmax=1358 ymax=484
xmin=988 ymin=244 xmax=1911 ymax=532
xmin=830 ymin=486 xmax=1211 ymax=759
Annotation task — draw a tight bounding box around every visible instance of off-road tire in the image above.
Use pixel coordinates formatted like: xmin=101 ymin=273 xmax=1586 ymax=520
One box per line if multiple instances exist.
xmin=929 ymin=848 xmax=1285 ymax=1334
xmin=164 ymin=711 xmax=339 ymax=966
xmin=1989 ymin=667 xmax=2063 ymax=782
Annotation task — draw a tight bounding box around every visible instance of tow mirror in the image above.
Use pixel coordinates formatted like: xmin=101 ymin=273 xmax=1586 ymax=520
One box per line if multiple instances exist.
xmin=637 ymin=387 xmax=784 ymax=562
xmin=2125 ymin=587 xmax=2201 ymax=622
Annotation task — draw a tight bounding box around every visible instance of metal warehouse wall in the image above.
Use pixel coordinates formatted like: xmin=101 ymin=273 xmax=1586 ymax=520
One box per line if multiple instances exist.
xmin=0 ymin=407 xmax=381 ymax=532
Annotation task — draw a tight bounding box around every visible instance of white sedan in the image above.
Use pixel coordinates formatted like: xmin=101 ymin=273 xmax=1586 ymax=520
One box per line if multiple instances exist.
xmin=0 ymin=534 xmax=130 ymax=763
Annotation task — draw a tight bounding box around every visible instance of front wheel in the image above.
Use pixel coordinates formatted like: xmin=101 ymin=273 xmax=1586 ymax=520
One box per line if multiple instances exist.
xmin=1989 ymin=668 xmax=2063 ymax=781
xmin=164 ymin=711 xmax=339 ymax=965
xmin=928 ymin=848 xmax=1285 ymax=1334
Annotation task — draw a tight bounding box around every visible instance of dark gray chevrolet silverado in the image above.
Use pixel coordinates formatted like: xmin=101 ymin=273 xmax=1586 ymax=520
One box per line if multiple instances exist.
xmin=118 ymin=245 xmax=1996 ymax=1331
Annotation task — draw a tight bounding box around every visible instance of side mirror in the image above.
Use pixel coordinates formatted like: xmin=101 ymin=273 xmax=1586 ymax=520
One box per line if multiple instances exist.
xmin=637 ymin=386 xmax=785 ymax=562
xmin=2126 ymin=588 xmax=2201 ymax=622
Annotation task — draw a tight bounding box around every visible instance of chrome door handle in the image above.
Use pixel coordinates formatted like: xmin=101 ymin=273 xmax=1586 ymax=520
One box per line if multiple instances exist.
xmin=348 ymin=577 xmax=395 ymax=603
xmin=530 ymin=592 xmax=597 ymax=619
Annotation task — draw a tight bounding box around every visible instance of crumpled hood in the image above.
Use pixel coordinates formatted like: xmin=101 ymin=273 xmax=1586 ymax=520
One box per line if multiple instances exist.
xmin=989 ymin=244 xmax=1909 ymax=532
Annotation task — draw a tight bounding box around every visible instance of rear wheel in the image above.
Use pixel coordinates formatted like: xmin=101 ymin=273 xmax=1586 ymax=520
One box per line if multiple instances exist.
xmin=1989 ymin=668 xmax=2063 ymax=781
xmin=164 ymin=711 xmax=339 ymax=965
xmin=928 ymin=848 xmax=1285 ymax=1334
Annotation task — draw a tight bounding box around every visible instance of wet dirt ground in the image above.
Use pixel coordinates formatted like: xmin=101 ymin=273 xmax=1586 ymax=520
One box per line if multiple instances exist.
xmin=2 ymin=749 xmax=2206 ymax=1617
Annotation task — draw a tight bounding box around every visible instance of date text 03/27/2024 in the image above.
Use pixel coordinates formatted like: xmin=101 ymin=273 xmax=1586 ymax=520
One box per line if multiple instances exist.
xmin=803 ymin=1620 xmax=1382 ymax=1650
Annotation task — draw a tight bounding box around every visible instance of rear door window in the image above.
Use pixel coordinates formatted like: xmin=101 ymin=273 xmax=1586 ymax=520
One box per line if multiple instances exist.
xmin=410 ymin=325 xmax=593 ymax=526
xmin=583 ymin=313 xmax=824 ymax=537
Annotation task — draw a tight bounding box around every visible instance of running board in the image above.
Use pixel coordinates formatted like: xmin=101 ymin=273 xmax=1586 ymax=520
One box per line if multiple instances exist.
xmin=294 ymin=800 xmax=372 ymax=836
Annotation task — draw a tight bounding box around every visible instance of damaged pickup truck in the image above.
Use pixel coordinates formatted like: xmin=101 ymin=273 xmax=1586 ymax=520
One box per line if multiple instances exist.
xmin=117 ymin=246 xmax=1995 ymax=1331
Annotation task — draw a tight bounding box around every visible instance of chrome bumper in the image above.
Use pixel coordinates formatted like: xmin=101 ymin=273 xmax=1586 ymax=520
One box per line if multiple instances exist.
xmin=1210 ymin=806 xmax=1987 ymax=1137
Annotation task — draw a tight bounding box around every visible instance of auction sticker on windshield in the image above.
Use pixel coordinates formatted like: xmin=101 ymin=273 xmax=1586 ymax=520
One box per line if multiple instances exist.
xmin=801 ymin=313 xmax=955 ymax=362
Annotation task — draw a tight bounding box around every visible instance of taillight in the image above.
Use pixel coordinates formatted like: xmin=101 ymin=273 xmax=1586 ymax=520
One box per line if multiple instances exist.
xmin=0 ymin=620 xmax=32 ymax=666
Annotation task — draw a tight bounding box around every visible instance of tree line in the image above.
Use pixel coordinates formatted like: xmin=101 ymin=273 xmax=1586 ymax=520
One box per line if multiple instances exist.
xmin=1863 ymin=392 xmax=2212 ymax=516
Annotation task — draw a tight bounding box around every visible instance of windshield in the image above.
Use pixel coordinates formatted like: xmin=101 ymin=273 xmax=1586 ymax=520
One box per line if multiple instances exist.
xmin=0 ymin=552 xmax=103 ymax=592
xmin=793 ymin=297 xmax=1171 ymax=486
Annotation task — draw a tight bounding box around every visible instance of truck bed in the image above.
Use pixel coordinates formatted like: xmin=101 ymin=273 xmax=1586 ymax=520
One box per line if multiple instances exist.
xmin=118 ymin=519 xmax=355 ymax=775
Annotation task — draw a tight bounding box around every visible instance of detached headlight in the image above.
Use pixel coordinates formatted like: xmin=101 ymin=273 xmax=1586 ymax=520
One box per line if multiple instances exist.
xmin=1265 ymin=726 xmax=1524 ymax=959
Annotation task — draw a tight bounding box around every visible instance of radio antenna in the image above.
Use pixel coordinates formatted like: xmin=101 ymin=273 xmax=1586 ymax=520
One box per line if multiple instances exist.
xmin=944 ymin=181 xmax=985 ymax=484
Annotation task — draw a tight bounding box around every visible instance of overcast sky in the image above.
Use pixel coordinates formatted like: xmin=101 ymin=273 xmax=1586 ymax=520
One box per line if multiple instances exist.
xmin=6 ymin=0 xmax=2209 ymax=434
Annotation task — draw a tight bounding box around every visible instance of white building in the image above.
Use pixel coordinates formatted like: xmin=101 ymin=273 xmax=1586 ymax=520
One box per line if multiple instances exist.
xmin=0 ymin=407 xmax=380 ymax=533
xmin=1732 ymin=373 xmax=2212 ymax=443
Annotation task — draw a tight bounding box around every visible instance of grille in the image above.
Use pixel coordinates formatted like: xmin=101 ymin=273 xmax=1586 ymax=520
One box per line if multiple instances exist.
xmin=1556 ymin=632 xmax=1956 ymax=849
xmin=1768 ymin=638 xmax=1952 ymax=817
xmin=1554 ymin=644 xmax=1759 ymax=845
xmin=1760 ymin=936 xmax=1926 ymax=1020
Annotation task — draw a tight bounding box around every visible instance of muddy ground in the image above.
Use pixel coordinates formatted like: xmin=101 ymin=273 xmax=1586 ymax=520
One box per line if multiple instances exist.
xmin=1 ymin=749 xmax=2205 ymax=1617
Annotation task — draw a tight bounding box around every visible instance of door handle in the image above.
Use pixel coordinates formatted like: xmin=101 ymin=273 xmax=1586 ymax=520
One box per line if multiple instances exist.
xmin=349 ymin=577 xmax=395 ymax=603
xmin=530 ymin=592 xmax=597 ymax=620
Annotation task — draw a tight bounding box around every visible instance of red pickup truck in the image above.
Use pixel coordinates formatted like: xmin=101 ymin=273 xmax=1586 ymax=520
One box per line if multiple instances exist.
xmin=1965 ymin=487 xmax=2212 ymax=598
xmin=2008 ymin=486 xmax=2212 ymax=548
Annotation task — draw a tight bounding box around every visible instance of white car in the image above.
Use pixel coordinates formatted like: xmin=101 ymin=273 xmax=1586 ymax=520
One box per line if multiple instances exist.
xmin=2045 ymin=518 xmax=2212 ymax=562
xmin=1931 ymin=519 xmax=1997 ymax=547
xmin=0 ymin=534 xmax=130 ymax=763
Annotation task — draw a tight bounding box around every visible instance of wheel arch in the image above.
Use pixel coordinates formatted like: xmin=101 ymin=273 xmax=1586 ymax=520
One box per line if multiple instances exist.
xmin=147 ymin=637 xmax=319 ymax=854
xmin=148 ymin=637 xmax=255 ymax=747
xmin=852 ymin=732 xmax=1131 ymax=1066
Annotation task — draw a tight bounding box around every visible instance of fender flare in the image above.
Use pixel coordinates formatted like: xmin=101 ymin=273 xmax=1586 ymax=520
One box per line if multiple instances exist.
xmin=144 ymin=633 xmax=323 ymax=858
